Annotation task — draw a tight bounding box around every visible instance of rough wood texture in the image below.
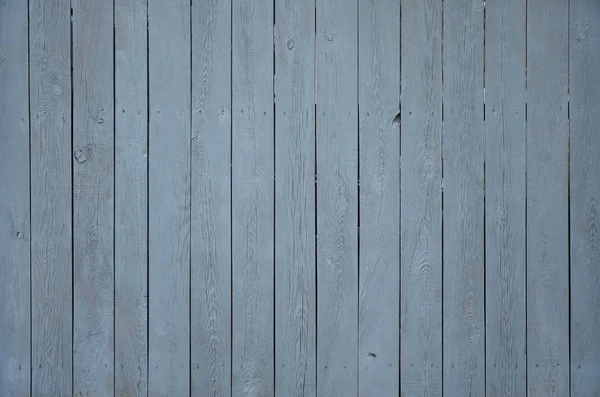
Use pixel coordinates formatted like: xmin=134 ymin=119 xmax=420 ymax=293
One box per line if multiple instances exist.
xmin=275 ymin=0 xmax=316 ymax=396
xmin=191 ymin=0 xmax=231 ymax=394
xmin=72 ymin=1 xmax=115 ymax=394
xmin=316 ymin=0 xmax=358 ymax=395
xmin=0 ymin=0 xmax=30 ymax=394
xmin=358 ymin=0 xmax=400 ymax=394
xmin=231 ymin=1 xmax=274 ymax=396
xmin=442 ymin=1 xmax=485 ymax=396
xmin=570 ymin=1 xmax=600 ymax=396
xmin=485 ymin=1 xmax=527 ymax=396
xmin=400 ymin=0 xmax=442 ymax=396
xmin=115 ymin=0 xmax=148 ymax=395
xmin=526 ymin=0 xmax=570 ymax=396
xmin=148 ymin=0 xmax=191 ymax=394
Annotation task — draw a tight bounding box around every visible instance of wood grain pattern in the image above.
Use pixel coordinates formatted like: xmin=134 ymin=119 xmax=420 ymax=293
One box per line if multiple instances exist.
xmin=316 ymin=0 xmax=358 ymax=395
xmin=526 ymin=0 xmax=570 ymax=396
xmin=148 ymin=0 xmax=191 ymax=394
xmin=485 ymin=1 xmax=527 ymax=396
xmin=29 ymin=0 xmax=73 ymax=395
xmin=275 ymin=0 xmax=316 ymax=395
xmin=0 ymin=0 xmax=30 ymax=394
xmin=191 ymin=0 xmax=231 ymax=394
xmin=400 ymin=0 xmax=442 ymax=396
xmin=358 ymin=0 xmax=400 ymax=394
xmin=569 ymin=1 xmax=600 ymax=396
xmin=115 ymin=0 xmax=148 ymax=395
xmin=442 ymin=1 xmax=485 ymax=396
xmin=231 ymin=0 xmax=274 ymax=396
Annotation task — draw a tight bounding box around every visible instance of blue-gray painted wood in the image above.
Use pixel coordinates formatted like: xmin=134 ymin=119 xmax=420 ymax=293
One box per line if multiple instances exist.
xmin=148 ymin=0 xmax=191 ymax=394
xmin=0 ymin=0 xmax=30 ymax=394
xmin=29 ymin=0 xmax=73 ymax=395
xmin=442 ymin=1 xmax=485 ymax=396
xmin=191 ymin=0 xmax=232 ymax=394
xmin=485 ymin=1 xmax=527 ymax=396
xmin=570 ymin=1 xmax=600 ymax=396
xmin=115 ymin=0 xmax=148 ymax=395
xmin=72 ymin=1 xmax=115 ymax=394
xmin=527 ymin=0 xmax=570 ymax=396
xmin=231 ymin=1 xmax=274 ymax=396
xmin=358 ymin=0 xmax=400 ymax=395
xmin=274 ymin=0 xmax=316 ymax=396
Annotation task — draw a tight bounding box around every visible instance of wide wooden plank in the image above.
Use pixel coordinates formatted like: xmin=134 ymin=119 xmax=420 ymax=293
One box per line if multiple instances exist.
xmin=190 ymin=0 xmax=231 ymax=394
xmin=0 ymin=0 xmax=30 ymax=394
xmin=570 ymin=1 xmax=600 ymax=396
xmin=115 ymin=0 xmax=148 ymax=395
xmin=526 ymin=0 xmax=570 ymax=396
xmin=400 ymin=0 xmax=442 ymax=396
xmin=275 ymin=0 xmax=316 ymax=396
xmin=148 ymin=0 xmax=191 ymax=394
xmin=29 ymin=0 xmax=73 ymax=395
xmin=442 ymin=1 xmax=485 ymax=396
xmin=72 ymin=1 xmax=115 ymax=394
xmin=231 ymin=0 xmax=274 ymax=395
xmin=316 ymin=0 xmax=358 ymax=395
xmin=358 ymin=0 xmax=400 ymax=394
xmin=485 ymin=1 xmax=527 ymax=396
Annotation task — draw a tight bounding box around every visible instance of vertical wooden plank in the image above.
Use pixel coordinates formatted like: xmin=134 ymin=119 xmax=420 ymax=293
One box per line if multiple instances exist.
xmin=190 ymin=0 xmax=231 ymax=394
xmin=316 ymin=0 xmax=358 ymax=394
xmin=485 ymin=0 xmax=527 ymax=396
xmin=570 ymin=1 xmax=600 ymax=396
xmin=275 ymin=0 xmax=316 ymax=395
xmin=148 ymin=0 xmax=191 ymax=394
xmin=358 ymin=0 xmax=400 ymax=394
xmin=72 ymin=0 xmax=115 ymax=394
xmin=400 ymin=0 xmax=442 ymax=396
xmin=231 ymin=0 xmax=274 ymax=395
xmin=442 ymin=1 xmax=485 ymax=396
xmin=527 ymin=0 xmax=569 ymax=396
xmin=0 ymin=0 xmax=30 ymax=394
xmin=115 ymin=0 xmax=148 ymax=395
xmin=29 ymin=0 xmax=73 ymax=395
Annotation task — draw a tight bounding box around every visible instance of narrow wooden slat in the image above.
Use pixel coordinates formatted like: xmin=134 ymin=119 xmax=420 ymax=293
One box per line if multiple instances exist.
xmin=316 ymin=0 xmax=358 ymax=394
xmin=358 ymin=0 xmax=400 ymax=394
xmin=400 ymin=0 xmax=442 ymax=395
xmin=115 ymin=0 xmax=148 ymax=395
xmin=191 ymin=0 xmax=231 ymax=394
xmin=0 ymin=0 xmax=30 ymax=394
xmin=148 ymin=0 xmax=191 ymax=394
xmin=231 ymin=1 xmax=274 ymax=395
xmin=275 ymin=0 xmax=316 ymax=395
xmin=569 ymin=1 xmax=600 ymax=396
xmin=485 ymin=1 xmax=527 ymax=396
xmin=526 ymin=0 xmax=570 ymax=396
xmin=29 ymin=0 xmax=73 ymax=395
xmin=442 ymin=1 xmax=485 ymax=396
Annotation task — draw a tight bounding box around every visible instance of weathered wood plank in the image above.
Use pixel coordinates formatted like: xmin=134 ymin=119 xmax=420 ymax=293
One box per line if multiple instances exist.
xmin=570 ymin=1 xmax=600 ymax=396
xmin=115 ymin=0 xmax=148 ymax=395
xmin=358 ymin=0 xmax=400 ymax=394
xmin=526 ymin=0 xmax=570 ymax=396
xmin=148 ymin=0 xmax=191 ymax=394
xmin=29 ymin=0 xmax=73 ymax=395
xmin=72 ymin=0 xmax=115 ymax=394
xmin=442 ymin=1 xmax=485 ymax=396
xmin=0 ymin=0 xmax=30 ymax=394
xmin=485 ymin=1 xmax=527 ymax=396
xmin=275 ymin=0 xmax=316 ymax=395
xmin=316 ymin=0 xmax=358 ymax=394
xmin=191 ymin=0 xmax=231 ymax=394
xmin=231 ymin=1 xmax=274 ymax=396
xmin=400 ymin=0 xmax=442 ymax=396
